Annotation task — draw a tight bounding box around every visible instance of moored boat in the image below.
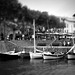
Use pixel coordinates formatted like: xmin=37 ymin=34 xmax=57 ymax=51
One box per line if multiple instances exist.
xmin=29 ymin=19 xmax=43 ymax=59
xmin=43 ymin=52 xmax=64 ymax=60
xmin=67 ymin=52 xmax=75 ymax=59
xmin=20 ymin=49 xmax=30 ymax=59
xmin=0 ymin=51 xmax=21 ymax=60
xmin=29 ymin=51 xmax=43 ymax=59
xmin=66 ymin=44 xmax=75 ymax=59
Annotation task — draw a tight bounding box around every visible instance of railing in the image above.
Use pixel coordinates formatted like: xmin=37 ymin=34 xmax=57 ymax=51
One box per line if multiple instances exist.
xmin=21 ymin=46 xmax=72 ymax=48
xmin=8 ymin=41 xmax=72 ymax=50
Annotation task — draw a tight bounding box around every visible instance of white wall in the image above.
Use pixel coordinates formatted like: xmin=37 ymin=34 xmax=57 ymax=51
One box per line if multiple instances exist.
xmin=64 ymin=18 xmax=75 ymax=33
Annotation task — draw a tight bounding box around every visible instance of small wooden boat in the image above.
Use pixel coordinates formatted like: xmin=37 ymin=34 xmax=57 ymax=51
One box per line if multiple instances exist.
xmin=20 ymin=49 xmax=30 ymax=59
xmin=67 ymin=48 xmax=75 ymax=59
xmin=29 ymin=51 xmax=43 ymax=59
xmin=43 ymin=52 xmax=64 ymax=60
xmin=29 ymin=48 xmax=43 ymax=59
xmin=0 ymin=51 xmax=21 ymax=60
xmin=29 ymin=19 xmax=43 ymax=59
xmin=66 ymin=44 xmax=75 ymax=59
xmin=67 ymin=52 xmax=75 ymax=59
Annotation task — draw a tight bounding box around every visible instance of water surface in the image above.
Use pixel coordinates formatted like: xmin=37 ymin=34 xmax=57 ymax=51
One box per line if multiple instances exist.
xmin=0 ymin=59 xmax=75 ymax=75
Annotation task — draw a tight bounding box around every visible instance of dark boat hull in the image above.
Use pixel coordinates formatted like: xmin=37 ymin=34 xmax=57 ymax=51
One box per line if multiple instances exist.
xmin=0 ymin=53 xmax=20 ymax=61
xmin=20 ymin=53 xmax=30 ymax=59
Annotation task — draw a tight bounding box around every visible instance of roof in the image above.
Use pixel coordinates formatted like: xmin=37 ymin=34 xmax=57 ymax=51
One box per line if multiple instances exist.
xmin=65 ymin=17 xmax=75 ymax=22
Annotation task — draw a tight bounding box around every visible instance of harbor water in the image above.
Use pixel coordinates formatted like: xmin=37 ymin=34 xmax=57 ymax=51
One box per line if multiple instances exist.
xmin=0 ymin=59 xmax=75 ymax=75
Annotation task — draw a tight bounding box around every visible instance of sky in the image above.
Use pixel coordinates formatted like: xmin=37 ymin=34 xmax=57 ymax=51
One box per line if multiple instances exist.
xmin=19 ymin=0 xmax=75 ymax=18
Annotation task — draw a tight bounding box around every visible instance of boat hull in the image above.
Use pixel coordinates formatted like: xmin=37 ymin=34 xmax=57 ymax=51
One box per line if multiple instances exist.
xmin=20 ymin=53 xmax=30 ymax=59
xmin=29 ymin=52 xmax=43 ymax=59
xmin=0 ymin=51 xmax=22 ymax=60
xmin=43 ymin=52 xmax=64 ymax=60
xmin=0 ymin=53 xmax=20 ymax=60
xmin=67 ymin=53 xmax=75 ymax=59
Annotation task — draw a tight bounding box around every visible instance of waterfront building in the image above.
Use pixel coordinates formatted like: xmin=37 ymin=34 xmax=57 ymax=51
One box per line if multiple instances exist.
xmin=64 ymin=17 xmax=75 ymax=33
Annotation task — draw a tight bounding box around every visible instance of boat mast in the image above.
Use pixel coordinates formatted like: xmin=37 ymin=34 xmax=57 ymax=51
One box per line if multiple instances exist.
xmin=33 ymin=19 xmax=36 ymax=53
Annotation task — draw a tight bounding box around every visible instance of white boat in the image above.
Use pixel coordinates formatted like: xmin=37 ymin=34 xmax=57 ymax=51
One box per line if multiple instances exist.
xmin=4 ymin=50 xmax=21 ymax=55
xmin=43 ymin=52 xmax=64 ymax=60
xmin=29 ymin=19 xmax=43 ymax=59
xmin=67 ymin=52 xmax=75 ymax=59
xmin=67 ymin=48 xmax=75 ymax=59
xmin=66 ymin=44 xmax=75 ymax=59
xmin=29 ymin=49 xmax=43 ymax=59
xmin=29 ymin=52 xmax=42 ymax=59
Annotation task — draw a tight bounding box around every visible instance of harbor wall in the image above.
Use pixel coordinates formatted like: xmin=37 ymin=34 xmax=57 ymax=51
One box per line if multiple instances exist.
xmin=0 ymin=41 xmax=71 ymax=53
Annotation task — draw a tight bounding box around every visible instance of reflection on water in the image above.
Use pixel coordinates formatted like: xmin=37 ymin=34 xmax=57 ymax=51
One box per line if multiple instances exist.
xmin=68 ymin=60 xmax=75 ymax=65
xmin=0 ymin=59 xmax=75 ymax=75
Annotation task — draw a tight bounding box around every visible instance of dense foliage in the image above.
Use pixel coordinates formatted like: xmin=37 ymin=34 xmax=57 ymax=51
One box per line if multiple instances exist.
xmin=0 ymin=0 xmax=65 ymax=30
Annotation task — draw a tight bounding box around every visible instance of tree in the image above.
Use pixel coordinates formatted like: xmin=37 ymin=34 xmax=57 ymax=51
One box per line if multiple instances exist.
xmin=0 ymin=0 xmax=22 ymax=20
xmin=48 ymin=15 xmax=65 ymax=28
xmin=28 ymin=10 xmax=41 ymax=23
xmin=37 ymin=12 xmax=49 ymax=26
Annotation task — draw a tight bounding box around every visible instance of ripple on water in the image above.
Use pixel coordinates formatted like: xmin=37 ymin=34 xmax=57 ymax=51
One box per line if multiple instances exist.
xmin=0 ymin=59 xmax=75 ymax=75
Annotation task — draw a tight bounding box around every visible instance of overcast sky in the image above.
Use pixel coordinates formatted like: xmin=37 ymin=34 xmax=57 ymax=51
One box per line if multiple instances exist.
xmin=19 ymin=0 xmax=75 ymax=17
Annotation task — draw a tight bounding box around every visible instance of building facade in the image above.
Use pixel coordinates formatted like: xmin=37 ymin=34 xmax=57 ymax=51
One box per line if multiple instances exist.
xmin=64 ymin=17 xmax=75 ymax=33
